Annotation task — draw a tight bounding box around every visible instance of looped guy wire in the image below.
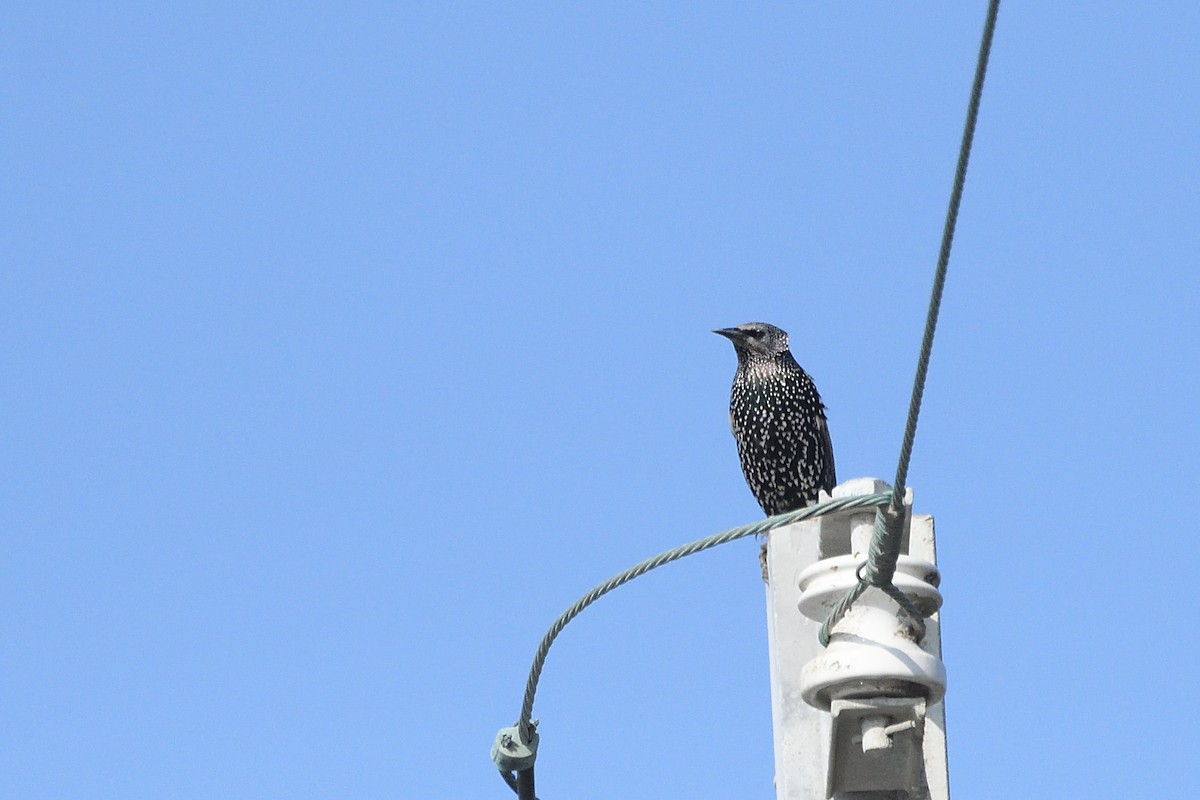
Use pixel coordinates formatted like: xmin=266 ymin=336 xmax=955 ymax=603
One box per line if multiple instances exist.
xmin=516 ymin=492 xmax=891 ymax=740
xmin=500 ymin=492 xmax=891 ymax=799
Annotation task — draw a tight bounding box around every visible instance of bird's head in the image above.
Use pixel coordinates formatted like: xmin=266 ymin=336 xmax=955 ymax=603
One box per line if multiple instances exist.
xmin=713 ymin=322 xmax=791 ymax=361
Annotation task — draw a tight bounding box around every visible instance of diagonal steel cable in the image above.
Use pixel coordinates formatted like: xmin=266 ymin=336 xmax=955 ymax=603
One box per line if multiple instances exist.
xmin=820 ymin=0 xmax=1001 ymax=646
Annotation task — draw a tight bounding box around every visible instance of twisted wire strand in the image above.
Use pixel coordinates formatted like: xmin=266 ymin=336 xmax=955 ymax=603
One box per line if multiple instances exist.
xmin=817 ymin=579 xmax=868 ymax=647
xmin=820 ymin=0 xmax=1001 ymax=643
xmin=500 ymin=768 xmax=540 ymax=800
xmin=501 ymin=771 xmax=531 ymax=798
xmin=515 ymin=492 xmax=891 ymax=739
xmin=500 ymin=771 xmax=519 ymax=792
xmin=892 ymin=0 xmax=1000 ymax=511
xmin=881 ymin=583 xmax=927 ymax=640
xmin=863 ymin=505 xmax=904 ymax=585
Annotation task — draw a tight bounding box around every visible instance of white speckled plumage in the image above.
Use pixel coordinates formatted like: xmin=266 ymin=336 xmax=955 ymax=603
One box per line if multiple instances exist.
xmin=715 ymin=322 xmax=837 ymax=516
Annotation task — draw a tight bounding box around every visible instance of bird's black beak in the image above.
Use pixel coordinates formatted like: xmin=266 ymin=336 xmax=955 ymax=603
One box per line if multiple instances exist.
xmin=714 ymin=327 xmax=744 ymax=342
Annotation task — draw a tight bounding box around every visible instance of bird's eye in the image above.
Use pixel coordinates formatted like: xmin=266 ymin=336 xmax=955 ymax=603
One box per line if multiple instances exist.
xmin=746 ymin=329 xmax=766 ymax=339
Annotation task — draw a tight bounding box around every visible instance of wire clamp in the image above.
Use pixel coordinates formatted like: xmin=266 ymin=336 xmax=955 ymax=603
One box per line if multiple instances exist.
xmin=491 ymin=722 xmax=539 ymax=773
xmin=828 ymin=697 xmax=927 ymax=796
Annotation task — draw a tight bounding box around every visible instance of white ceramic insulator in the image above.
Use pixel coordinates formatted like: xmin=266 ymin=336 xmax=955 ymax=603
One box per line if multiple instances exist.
xmin=796 ymin=554 xmax=946 ymax=710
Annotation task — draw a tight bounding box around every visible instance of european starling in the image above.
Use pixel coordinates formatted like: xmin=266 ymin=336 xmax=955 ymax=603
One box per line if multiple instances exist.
xmin=715 ymin=322 xmax=837 ymax=537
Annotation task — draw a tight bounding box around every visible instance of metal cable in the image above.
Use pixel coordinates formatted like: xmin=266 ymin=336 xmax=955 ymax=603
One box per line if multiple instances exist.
xmin=500 ymin=493 xmax=891 ymax=797
xmin=500 ymin=769 xmax=539 ymax=800
xmin=514 ymin=493 xmax=891 ymax=741
xmin=893 ymin=0 xmax=1001 ymax=510
xmin=820 ymin=0 xmax=1001 ymax=645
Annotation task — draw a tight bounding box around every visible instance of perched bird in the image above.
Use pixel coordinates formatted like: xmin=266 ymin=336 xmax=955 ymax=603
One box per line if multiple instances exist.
xmin=715 ymin=322 xmax=837 ymax=545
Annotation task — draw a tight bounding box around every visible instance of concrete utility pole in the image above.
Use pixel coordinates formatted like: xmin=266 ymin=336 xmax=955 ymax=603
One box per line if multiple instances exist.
xmin=764 ymin=478 xmax=949 ymax=800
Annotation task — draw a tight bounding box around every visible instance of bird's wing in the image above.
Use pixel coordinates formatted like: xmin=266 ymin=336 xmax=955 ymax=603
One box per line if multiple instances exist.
xmin=817 ymin=413 xmax=837 ymax=492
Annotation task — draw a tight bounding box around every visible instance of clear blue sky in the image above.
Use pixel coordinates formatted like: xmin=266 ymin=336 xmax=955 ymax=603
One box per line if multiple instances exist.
xmin=5 ymin=4 xmax=1199 ymax=798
